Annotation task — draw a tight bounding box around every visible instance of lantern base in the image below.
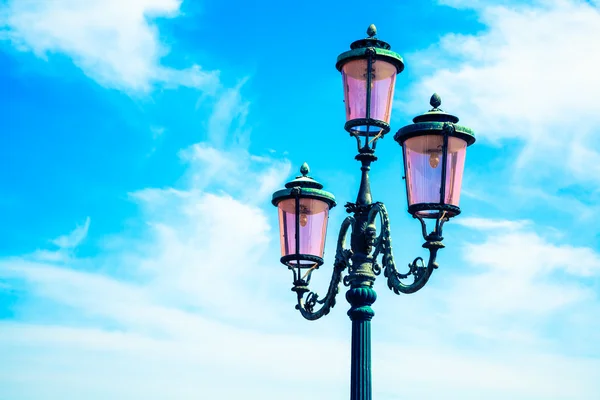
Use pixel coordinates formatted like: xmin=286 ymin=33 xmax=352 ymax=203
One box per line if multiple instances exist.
xmin=345 ymin=118 xmax=390 ymax=137
xmin=281 ymin=254 xmax=324 ymax=268
xmin=408 ymin=203 xmax=461 ymax=219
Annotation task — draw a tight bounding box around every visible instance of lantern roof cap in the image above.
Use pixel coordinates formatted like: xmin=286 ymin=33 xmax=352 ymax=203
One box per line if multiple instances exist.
xmin=349 ymin=24 xmax=391 ymax=51
xmin=284 ymin=162 xmax=323 ymax=189
xmin=412 ymin=93 xmax=460 ymax=123
xmin=336 ymin=24 xmax=404 ymax=72
xmin=272 ymin=163 xmax=337 ymax=208
xmin=394 ymin=94 xmax=476 ymax=146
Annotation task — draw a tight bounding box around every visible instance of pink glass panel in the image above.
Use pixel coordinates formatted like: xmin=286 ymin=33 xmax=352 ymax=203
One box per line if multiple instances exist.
xmin=342 ymin=59 xmax=397 ymax=134
xmin=403 ymin=135 xmax=467 ymax=217
xmin=277 ymin=198 xmax=329 ymax=266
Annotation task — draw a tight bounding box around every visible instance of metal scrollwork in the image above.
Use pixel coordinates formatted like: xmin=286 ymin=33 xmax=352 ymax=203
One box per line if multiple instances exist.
xmin=294 ymin=216 xmax=354 ymax=320
xmin=367 ymin=202 xmax=444 ymax=294
xmin=292 ymin=199 xmax=449 ymax=315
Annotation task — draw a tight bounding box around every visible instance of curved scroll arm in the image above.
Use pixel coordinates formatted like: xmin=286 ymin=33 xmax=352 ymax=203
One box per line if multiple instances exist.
xmin=367 ymin=203 xmax=445 ymax=295
xmin=293 ymin=216 xmax=354 ymax=320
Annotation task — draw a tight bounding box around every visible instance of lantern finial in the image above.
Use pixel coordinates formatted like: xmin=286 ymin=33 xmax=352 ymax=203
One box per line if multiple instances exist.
xmin=367 ymin=24 xmax=377 ymax=38
xmin=300 ymin=162 xmax=310 ymax=177
xmin=430 ymin=93 xmax=442 ymax=110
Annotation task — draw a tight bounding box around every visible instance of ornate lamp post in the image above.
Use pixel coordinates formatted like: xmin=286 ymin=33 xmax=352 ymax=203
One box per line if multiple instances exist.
xmin=271 ymin=25 xmax=475 ymax=400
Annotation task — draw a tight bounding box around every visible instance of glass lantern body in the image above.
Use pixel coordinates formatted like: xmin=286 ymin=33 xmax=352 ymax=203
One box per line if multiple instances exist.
xmin=277 ymin=197 xmax=329 ymax=266
xmin=403 ymin=135 xmax=467 ymax=217
xmin=342 ymin=58 xmax=397 ymax=134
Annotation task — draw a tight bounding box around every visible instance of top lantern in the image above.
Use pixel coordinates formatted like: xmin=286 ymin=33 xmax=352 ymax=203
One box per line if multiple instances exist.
xmin=336 ymin=24 xmax=404 ymax=139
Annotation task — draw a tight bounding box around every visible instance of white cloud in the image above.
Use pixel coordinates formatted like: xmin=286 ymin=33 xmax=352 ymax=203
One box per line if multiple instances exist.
xmin=0 ymin=146 xmax=350 ymax=399
xmin=455 ymin=217 xmax=530 ymax=231
xmin=24 ymin=217 xmax=91 ymax=263
xmin=0 ymin=321 xmax=349 ymax=400
xmin=403 ymin=0 xmax=600 ymax=185
xmin=373 ymin=215 xmax=599 ymax=361
xmin=2 ymin=1 xmax=600 ymax=397
xmin=2 ymin=159 xmax=600 ymax=399
xmin=177 ymin=142 xmax=291 ymax=204
xmin=51 ymin=216 xmax=90 ymax=249
xmin=207 ymin=78 xmax=251 ymax=148
xmin=0 ymin=0 xmax=220 ymax=93
xmin=427 ymin=217 xmax=600 ymax=345
xmin=462 ymin=230 xmax=600 ymax=277
xmin=374 ymin=342 xmax=600 ymax=399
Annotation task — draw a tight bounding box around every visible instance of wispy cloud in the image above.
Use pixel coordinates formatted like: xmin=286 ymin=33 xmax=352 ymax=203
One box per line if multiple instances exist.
xmin=51 ymin=217 xmax=90 ymax=249
xmin=4 ymin=211 xmax=600 ymax=399
xmin=207 ymin=78 xmax=251 ymax=148
xmin=436 ymin=217 xmax=600 ymax=337
xmin=455 ymin=217 xmax=530 ymax=231
xmin=2 ymin=154 xmax=600 ymax=398
xmin=403 ymin=0 xmax=600 ymax=186
xmin=177 ymin=142 xmax=291 ymax=203
xmin=2 ymin=0 xmax=600 ymax=398
xmin=0 ymin=0 xmax=220 ymax=94
xmin=24 ymin=217 xmax=91 ymax=263
xmin=0 ymin=146 xmax=344 ymax=399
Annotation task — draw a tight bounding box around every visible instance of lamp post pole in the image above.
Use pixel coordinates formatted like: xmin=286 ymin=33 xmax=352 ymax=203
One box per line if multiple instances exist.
xmin=272 ymin=25 xmax=476 ymax=400
xmin=347 ymin=148 xmax=378 ymax=400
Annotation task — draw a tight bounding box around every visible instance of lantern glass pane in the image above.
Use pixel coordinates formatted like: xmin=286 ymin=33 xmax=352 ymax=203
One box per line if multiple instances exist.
xmin=342 ymin=58 xmax=397 ymax=133
xmin=277 ymin=198 xmax=329 ymax=266
xmin=403 ymin=135 xmax=467 ymax=216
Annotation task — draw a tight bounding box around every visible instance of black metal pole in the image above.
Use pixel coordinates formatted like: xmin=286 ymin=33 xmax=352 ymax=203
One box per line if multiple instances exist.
xmin=347 ymin=286 xmax=376 ymax=400
xmin=346 ymin=151 xmax=378 ymax=400
xmin=355 ymin=151 xmax=377 ymax=206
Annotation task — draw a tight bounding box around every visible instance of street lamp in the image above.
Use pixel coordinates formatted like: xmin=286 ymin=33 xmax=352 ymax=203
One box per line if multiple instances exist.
xmin=271 ymin=24 xmax=475 ymax=400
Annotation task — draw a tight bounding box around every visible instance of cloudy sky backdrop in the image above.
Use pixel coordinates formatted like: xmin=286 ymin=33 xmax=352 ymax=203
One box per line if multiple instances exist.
xmin=1 ymin=0 xmax=600 ymax=399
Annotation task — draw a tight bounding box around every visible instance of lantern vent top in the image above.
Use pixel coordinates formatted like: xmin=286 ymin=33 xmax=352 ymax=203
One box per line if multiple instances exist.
xmin=300 ymin=162 xmax=310 ymax=177
xmin=394 ymin=94 xmax=476 ymax=147
xmin=336 ymin=25 xmax=404 ymax=72
xmin=430 ymin=93 xmax=442 ymax=110
xmin=349 ymin=24 xmax=391 ymax=51
xmin=284 ymin=163 xmax=324 ymax=190
xmin=272 ymin=163 xmax=336 ymax=208
xmin=367 ymin=24 xmax=377 ymax=38
xmin=412 ymin=93 xmax=459 ymax=124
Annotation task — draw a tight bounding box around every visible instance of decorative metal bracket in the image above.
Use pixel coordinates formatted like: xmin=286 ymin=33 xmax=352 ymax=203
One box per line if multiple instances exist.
xmin=367 ymin=202 xmax=446 ymax=294
xmin=291 ymin=200 xmax=449 ymax=318
xmin=292 ymin=216 xmax=354 ymax=320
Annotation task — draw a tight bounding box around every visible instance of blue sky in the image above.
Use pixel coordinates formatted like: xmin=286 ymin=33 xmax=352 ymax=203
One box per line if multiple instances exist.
xmin=1 ymin=0 xmax=600 ymax=398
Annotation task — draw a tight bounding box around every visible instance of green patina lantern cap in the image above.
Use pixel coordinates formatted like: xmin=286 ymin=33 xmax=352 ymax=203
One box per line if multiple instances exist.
xmin=335 ymin=24 xmax=404 ymax=73
xmin=394 ymin=93 xmax=476 ymax=145
xmin=272 ymin=163 xmax=337 ymax=208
